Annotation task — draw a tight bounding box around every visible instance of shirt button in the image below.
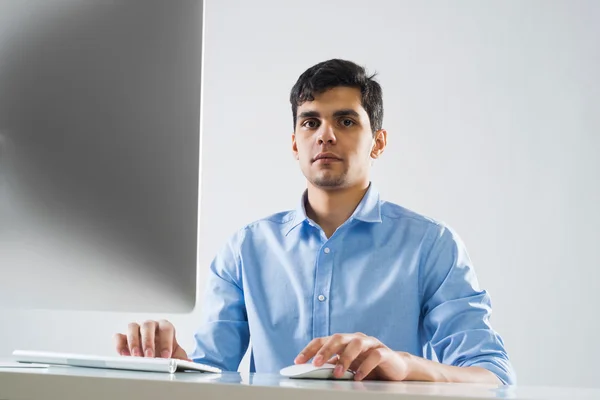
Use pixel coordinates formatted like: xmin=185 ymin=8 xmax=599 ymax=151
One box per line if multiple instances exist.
xmin=323 ymin=247 xmax=330 ymax=254
xmin=318 ymin=295 xmax=326 ymax=302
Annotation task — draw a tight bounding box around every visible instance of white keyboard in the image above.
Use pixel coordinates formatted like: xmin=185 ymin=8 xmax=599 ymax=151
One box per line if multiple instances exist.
xmin=12 ymin=350 xmax=222 ymax=374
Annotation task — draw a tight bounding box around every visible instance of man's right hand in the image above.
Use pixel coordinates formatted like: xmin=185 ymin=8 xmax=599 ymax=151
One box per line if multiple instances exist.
xmin=113 ymin=319 xmax=190 ymax=360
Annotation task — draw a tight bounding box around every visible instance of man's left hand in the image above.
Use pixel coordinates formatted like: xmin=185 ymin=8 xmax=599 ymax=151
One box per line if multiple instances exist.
xmin=294 ymin=333 xmax=412 ymax=381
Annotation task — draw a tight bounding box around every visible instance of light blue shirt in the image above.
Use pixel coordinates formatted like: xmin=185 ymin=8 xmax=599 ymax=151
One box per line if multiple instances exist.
xmin=189 ymin=183 xmax=516 ymax=385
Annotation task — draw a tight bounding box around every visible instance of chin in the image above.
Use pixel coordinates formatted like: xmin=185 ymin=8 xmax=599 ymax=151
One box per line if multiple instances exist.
xmin=311 ymin=176 xmax=348 ymax=188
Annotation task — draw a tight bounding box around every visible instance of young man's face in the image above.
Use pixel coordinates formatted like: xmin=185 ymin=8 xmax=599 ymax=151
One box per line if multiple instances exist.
xmin=292 ymin=86 xmax=386 ymax=190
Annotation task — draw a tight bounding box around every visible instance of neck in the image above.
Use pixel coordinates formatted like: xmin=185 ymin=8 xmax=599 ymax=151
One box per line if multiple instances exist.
xmin=305 ymin=181 xmax=370 ymax=238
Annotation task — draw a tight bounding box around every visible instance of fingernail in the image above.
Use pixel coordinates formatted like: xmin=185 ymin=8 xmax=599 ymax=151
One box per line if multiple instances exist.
xmin=161 ymin=350 xmax=171 ymax=359
xmin=334 ymin=365 xmax=343 ymax=376
xmin=313 ymin=355 xmax=323 ymax=365
xmin=355 ymin=371 xmax=365 ymax=381
xmin=295 ymin=353 xmax=305 ymax=363
xmin=145 ymin=349 xmax=154 ymax=358
xmin=132 ymin=348 xmax=141 ymax=357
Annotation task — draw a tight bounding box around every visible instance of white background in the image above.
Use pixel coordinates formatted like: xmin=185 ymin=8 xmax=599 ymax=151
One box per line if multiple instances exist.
xmin=1 ymin=0 xmax=599 ymax=388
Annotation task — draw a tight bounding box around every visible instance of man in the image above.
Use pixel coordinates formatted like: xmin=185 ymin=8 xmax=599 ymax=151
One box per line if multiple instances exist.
xmin=114 ymin=59 xmax=516 ymax=385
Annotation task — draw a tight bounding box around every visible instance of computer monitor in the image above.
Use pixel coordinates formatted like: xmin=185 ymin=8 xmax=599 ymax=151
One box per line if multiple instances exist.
xmin=0 ymin=0 xmax=204 ymax=312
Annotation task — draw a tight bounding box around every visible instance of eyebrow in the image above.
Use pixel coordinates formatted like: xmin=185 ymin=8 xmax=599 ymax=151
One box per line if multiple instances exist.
xmin=297 ymin=109 xmax=361 ymax=119
xmin=332 ymin=109 xmax=360 ymax=118
xmin=297 ymin=111 xmax=321 ymax=119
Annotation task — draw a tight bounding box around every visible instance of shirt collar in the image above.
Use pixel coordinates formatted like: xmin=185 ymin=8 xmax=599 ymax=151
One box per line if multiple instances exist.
xmin=285 ymin=182 xmax=382 ymax=236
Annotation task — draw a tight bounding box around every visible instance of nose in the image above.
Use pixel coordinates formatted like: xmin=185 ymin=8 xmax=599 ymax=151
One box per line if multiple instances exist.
xmin=317 ymin=122 xmax=337 ymax=145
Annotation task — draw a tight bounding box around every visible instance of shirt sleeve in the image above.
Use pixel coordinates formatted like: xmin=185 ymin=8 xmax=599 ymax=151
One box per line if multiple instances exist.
xmin=188 ymin=230 xmax=250 ymax=371
xmin=420 ymin=224 xmax=516 ymax=385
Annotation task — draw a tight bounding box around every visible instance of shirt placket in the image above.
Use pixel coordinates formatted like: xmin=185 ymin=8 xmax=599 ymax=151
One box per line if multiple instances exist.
xmin=312 ymin=235 xmax=334 ymax=339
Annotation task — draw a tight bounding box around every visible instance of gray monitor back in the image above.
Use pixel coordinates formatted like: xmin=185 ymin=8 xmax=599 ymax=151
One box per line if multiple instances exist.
xmin=0 ymin=0 xmax=203 ymax=312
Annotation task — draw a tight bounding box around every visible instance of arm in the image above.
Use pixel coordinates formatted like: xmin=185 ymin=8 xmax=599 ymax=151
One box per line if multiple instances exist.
xmin=294 ymin=224 xmax=515 ymax=384
xmin=187 ymin=230 xmax=250 ymax=371
xmin=419 ymin=224 xmax=516 ymax=385
xmin=402 ymin=352 xmax=503 ymax=384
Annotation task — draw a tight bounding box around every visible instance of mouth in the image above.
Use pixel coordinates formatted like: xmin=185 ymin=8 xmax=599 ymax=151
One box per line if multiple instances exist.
xmin=312 ymin=153 xmax=342 ymax=163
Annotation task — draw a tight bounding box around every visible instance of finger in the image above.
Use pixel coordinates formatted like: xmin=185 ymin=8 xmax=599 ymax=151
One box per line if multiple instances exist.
xmin=127 ymin=322 xmax=142 ymax=357
xmin=157 ymin=320 xmax=175 ymax=358
xmin=326 ymin=355 xmax=340 ymax=364
xmin=354 ymin=348 xmax=385 ymax=381
xmin=335 ymin=337 xmax=365 ymax=378
xmin=294 ymin=337 xmax=327 ymax=364
xmin=140 ymin=320 xmax=157 ymax=358
xmin=349 ymin=356 xmax=365 ymax=373
xmin=347 ymin=337 xmax=380 ymax=371
xmin=313 ymin=333 xmax=349 ymax=367
xmin=113 ymin=333 xmax=130 ymax=356
xmin=172 ymin=345 xmax=191 ymax=361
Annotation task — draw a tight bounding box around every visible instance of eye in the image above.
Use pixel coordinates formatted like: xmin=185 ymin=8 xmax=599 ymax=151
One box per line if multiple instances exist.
xmin=340 ymin=118 xmax=355 ymax=127
xmin=302 ymin=119 xmax=319 ymax=129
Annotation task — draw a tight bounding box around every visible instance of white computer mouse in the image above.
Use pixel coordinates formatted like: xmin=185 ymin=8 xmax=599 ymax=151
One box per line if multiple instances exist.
xmin=280 ymin=363 xmax=355 ymax=380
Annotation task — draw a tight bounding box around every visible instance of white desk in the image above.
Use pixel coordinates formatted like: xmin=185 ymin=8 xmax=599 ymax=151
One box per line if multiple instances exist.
xmin=1 ymin=364 xmax=599 ymax=400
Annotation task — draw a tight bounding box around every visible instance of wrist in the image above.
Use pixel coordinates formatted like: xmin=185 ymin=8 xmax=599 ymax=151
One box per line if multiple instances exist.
xmin=403 ymin=352 xmax=447 ymax=382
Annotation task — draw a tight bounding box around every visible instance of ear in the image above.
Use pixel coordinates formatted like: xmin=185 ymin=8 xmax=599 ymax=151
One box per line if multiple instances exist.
xmin=370 ymin=129 xmax=387 ymax=159
xmin=292 ymin=133 xmax=299 ymax=160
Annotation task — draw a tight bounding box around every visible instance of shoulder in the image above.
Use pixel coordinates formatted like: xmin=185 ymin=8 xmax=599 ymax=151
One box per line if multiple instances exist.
xmin=223 ymin=209 xmax=296 ymax=244
xmin=379 ymin=200 xmax=464 ymax=246
xmin=380 ymin=200 xmax=439 ymax=224
xmin=242 ymin=209 xmax=296 ymax=233
xmin=380 ymin=200 xmax=443 ymax=230
xmin=212 ymin=209 xmax=296 ymax=268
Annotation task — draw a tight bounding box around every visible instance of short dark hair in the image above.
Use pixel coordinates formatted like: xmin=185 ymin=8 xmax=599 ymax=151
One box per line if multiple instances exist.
xmin=289 ymin=59 xmax=383 ymax=135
